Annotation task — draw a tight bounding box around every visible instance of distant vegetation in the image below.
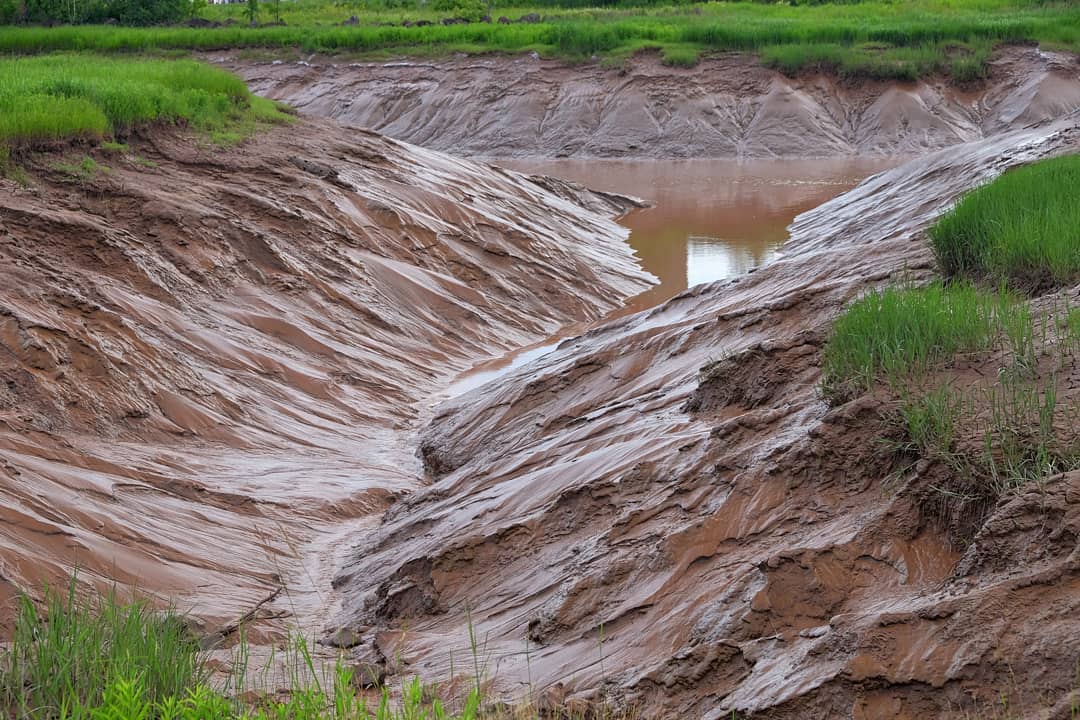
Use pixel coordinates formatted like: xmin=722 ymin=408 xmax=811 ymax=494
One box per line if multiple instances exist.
xmin=0 ymin=55 xmax=285 ymax=154
xmin=0 ymin=0 xmax=1077 ymax=79
xmin=0 ymin=0 xmax=194 ymax=26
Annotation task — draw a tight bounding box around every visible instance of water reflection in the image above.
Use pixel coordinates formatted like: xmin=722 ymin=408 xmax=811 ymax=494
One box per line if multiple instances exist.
xmin=686 ymin=235 xmax=773 ymax=286
xmin=501 ymin=157 xmax=898 ymax=313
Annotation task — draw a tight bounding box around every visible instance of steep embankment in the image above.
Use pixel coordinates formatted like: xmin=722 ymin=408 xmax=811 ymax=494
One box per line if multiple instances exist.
xmin=223 ymin=46 xmax=1080 ymax=158
xmin=0 ymin=120 xmax=651 ymax=633
xmin=327 ymin=115 xmax=1080 ymax=717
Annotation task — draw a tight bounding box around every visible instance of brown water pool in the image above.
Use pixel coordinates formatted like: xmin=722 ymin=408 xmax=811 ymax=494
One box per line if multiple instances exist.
xmin=442 ymin=157 xmax=900 ymax=397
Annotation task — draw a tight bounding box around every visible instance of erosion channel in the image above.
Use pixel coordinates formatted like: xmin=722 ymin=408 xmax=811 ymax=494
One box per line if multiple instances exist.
xmin=444 ymin=157 xmax=896 ymax=397
xmin=0 ymin=42 xmax=1077 ymax=720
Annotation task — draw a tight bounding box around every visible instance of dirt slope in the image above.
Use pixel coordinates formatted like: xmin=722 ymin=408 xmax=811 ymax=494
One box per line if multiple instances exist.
xmin=0 ymin=120 xmax=652 ymax=634
xmin=327 ymin=116 xmax=1080 ymax=717
xmin=221 ymin=46 xmax=1080 ymax=159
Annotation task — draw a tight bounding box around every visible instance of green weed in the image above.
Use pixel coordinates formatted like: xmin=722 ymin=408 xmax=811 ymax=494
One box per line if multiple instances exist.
xmin=880 ymin=300 xmax=1080 ymax=498
xmin=929 ymin=155 xmax=1080 ymax=292
xmin=0 ymin=54 xmax=288 ymax=152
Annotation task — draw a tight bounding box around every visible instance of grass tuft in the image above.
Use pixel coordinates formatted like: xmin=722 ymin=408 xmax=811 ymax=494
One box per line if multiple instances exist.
xmin=820 ymin=281 xmax=1024 ymax=404
xmin=660 ymin=43 xmax=699 ymax=67
xmin=0 ymin=54 xmax=288 ymax=152
xmin=1 ymin=578 xmax=638 ymax=719
xmin=929 ymin=154 xmax=1080 ymax=292
xmin=0 ymin=578 xmax=204 ymax=717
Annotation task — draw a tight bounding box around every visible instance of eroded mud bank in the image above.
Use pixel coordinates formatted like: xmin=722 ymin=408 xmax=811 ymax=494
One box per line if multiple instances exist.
xmin=0 ymin=121 xmax=651 ymax=634
xmin=221 ymin=46 xmax=1080 ymax=158
xmin=3 ymin=44 xmax=1080 ymax=717
xmin=328 ymin=117 xmax=1080 ymax=717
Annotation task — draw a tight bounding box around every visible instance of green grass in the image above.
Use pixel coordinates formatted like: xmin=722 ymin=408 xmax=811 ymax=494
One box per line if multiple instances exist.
xmin=0 ymin=580 xmax=205 ymax=717
xmin=0 ymin=54 xmax=287 ymax=151
xmin=820 ymin=281 xmax=1026 ymax=403
xmin=0 ymin=0 xmax=1077 ymax=80
xmin=1 ymin=579 xmax=632 ymax=720
xmin=896 ymin=372 xmax=1079 ymax=495
xmin=823 ymin=282 xmax=1079 ymax=495
xmin=929 ymin=155 xmax=1080 ymax=292
xmin=761 ymin=39 xmax=993 ymax=82
xmin=899 ymin=383 xmax=963 ymax=457
xmin=660 ymin=42 xmax=700 ymax=67
xmin=52 ymin=155 xmax=109 ymax=182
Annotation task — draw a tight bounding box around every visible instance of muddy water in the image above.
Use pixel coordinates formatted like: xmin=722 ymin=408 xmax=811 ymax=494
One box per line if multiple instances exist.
xmin=443 ymin=157 xmax=899 ymax=396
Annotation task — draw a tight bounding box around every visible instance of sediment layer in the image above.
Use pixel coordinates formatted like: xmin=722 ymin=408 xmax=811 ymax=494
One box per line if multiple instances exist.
xmin=328 ymin=116 xmax=1080 ymax=717
xmin=223 ymin=46 xmax=1080 ymax=158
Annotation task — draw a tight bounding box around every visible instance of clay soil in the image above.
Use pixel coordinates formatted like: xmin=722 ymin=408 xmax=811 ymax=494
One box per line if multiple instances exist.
xmin=1 ymin=44 xmax=1079 ymax=719
xmin=0 ymin=120 xmax=651 ymax=640
xmin=221 ymin=46 xmax=1080 ymax=159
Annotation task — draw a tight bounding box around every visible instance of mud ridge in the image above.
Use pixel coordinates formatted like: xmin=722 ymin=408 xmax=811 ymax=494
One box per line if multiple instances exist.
xmin=0 ymin=119 xmax=653 ymax=635
xmin=220 ymin=46 xmax=1080 ymax=158
xmin=328 ymin=116 xmax=1080 ymax=717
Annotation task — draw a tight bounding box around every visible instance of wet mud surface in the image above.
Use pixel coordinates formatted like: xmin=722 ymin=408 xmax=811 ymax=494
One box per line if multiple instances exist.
xmin=222 ymin=46 xmax=1080 ymax=159
xmin=440 ymin=157 xmax=897 ymax=397
xmin=1 ymin=43 xmax=1079 ymax=718
xmin=330 ymin=117 xmax=1080 ymax=716
xmin=0 ymin=121 xmax=651 ymax=636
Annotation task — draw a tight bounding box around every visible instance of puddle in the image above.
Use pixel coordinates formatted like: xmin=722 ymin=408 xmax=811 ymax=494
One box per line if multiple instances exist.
xmin=442 ymin=157 xmax=900 ymax=398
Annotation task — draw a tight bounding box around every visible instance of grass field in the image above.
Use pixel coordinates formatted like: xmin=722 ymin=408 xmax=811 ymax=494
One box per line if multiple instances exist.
xmin=0 ymin=55 xmax=285 ymax=153
xmin=0 ymin=0 xmax=1077 ymax=79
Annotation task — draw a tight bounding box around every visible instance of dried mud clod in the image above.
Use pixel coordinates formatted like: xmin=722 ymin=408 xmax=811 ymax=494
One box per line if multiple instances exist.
xmin=685 ymin=329 xmax=826 ymax=415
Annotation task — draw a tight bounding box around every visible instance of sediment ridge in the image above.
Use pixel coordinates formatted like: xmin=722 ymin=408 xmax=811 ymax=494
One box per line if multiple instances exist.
xmin=326 ymin=115 xmax=1080 ymax=716
xmin=223 ymin=46 xmax=1080 ymax=158
xmin=0 ymin=120 xmax=651 ymax=635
